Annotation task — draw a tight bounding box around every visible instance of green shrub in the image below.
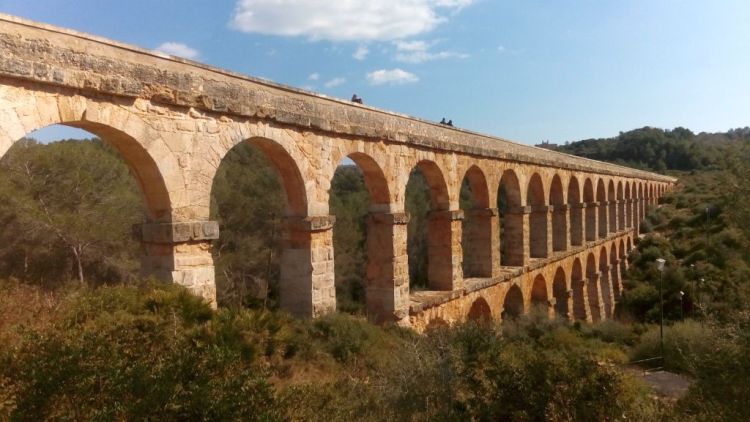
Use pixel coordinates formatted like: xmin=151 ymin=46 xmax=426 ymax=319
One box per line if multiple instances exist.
xmin=630 ymin=320 xmax=718 ymax=374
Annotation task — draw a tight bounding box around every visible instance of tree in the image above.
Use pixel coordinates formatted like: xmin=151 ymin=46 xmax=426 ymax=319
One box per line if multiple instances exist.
xmin=0 ymin=138 xmax=142 ymax=285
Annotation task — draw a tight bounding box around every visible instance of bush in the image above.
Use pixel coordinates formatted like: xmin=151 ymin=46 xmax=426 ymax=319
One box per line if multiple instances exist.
xmin=630 ymin=320 xmax=718 ymax=374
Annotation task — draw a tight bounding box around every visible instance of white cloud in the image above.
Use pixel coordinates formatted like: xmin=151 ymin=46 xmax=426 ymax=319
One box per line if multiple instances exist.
xmin=155 ymin=42 xmax=199 ymax=59
xmin=353 ymin=45 xmax=369 ymax=60
xmin=324 ymin=77 xmax=347 ymax=88
xmin=308 ymin=72 xmax=320 ymax=81
xmin=230 ymin=0 xmax=476 ymax=42
xmin=393 ymin=39 xmax=467 ymax=63
xmin=366 ymin=68 xmax=419 ymax=85
xmin=497 ymin=45 xmax=506 ymax=52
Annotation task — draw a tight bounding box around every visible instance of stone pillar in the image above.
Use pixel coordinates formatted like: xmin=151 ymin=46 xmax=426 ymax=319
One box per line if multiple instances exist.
xmin=599 ymin=268 xmax=614 ymax=318
xmin=427 ymin=210 xmax=464 ymax=291
xmin=618 ymin=199 xmax=626 ymax=230
xmin=279 ymin=216 xmax=336 ymax=318
xmin=464 ymin=208 xmax=500 ymax=278
xmin=598 ymin=201 xmax=609 ymax=239
xmin=503 ymin=206 xmax=529 ymax=267
xmin=552 ymin=204 xmax=569 ymax=252
xmin=566 ymin=289 xmax=575 ymax=322
xmin=546 ymin=297 xmax=556 ymax=320
xmin=587 ymin=274 xmax=605 ymax=322
xmin=366 ymin=212 xmax=410 ymax=324
xmin=585 ymin=202 xmax=598 ymax=242
xmin=138 ymin=221 xmax=220 ymax=307
xmin=611 ymin=259 xmax=623 ymax=300
xmin=577 ymin=278 xmax=593 ymax=323
xmin=569 ymin=202 xmax=585 ymax=246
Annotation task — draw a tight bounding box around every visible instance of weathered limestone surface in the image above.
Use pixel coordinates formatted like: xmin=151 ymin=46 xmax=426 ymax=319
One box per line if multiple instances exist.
xmin=0 ymin=14 xmax=677 ymax=326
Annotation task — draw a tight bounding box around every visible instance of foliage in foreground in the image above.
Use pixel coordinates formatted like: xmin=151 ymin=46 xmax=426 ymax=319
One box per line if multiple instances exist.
xmin=0 ymin=280 xmax=669 ymax=421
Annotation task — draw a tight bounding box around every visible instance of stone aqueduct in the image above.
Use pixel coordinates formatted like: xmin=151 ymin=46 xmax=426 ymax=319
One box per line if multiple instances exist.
xmin=0 ymin=15 xmax=675 ymax=330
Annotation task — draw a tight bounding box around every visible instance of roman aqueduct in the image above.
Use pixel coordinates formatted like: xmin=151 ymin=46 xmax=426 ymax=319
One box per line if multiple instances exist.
xmin=0 ymin=15 xmax=675 ymax=330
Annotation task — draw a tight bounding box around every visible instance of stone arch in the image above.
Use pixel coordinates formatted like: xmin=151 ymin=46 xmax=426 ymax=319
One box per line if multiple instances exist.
xmin=3 ymin=118 xmax=173 ymax=222
xmin=407 ymin=160 xmax=457 ymax=291
xmin=347 ymin=152 xmax=391 ymax=208
xmin=461 ymin=165 xmax=490 ymax=208
xmin=552 ymin=267 xmax=569 ymax=319
xmin=550 ymin=174 xmax=567 ymax=252
xmin=502 ymin=284 xmax=525 ymax=321
xmin=217 ymin=136 xmax=322 ymax=316
xmin=585 ymin=252 xmax=602 ymax=322
xmin=461 ymin=165 xmax=493 ymax=278
xmin=617 ymin=181 xmax=625 ymax=230
xmin=331 ymin=152 xmax=408 ymax=322
xmin=596 ymin=179 xmax=607 ymax=238
xmin=242 ymin=137 xmax=309 ymax=217
xmin=608 ymin=180 xmax=616 ymax=233
xmin=498 ymin=169 xmax=524 ymax=266
xmin=571 ymin=258 xmax=587 ymax=321
xmin=568 ymin=176 xmax=583 ymax=246
xmin=599 ymin=246 xmax=613 ymax=318
xmin=527 ymin=173 xmax=548 ymax=258
xmin=531 ymin=274 xmax=548 ymax=308
xmin=583 ymin=178 xmax=596 ymax=242
xmin=624 ymin=181 xmax=632 ymax=229
xmin=638 ymin=183 xmax=645 ymax=226
xmin=413 ymin=160 xmax=450 ymax=211
xmin=467 ymin=296 xmax=492 ymax=323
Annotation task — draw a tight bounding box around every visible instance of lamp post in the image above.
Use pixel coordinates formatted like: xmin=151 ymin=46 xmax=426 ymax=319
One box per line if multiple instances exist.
xmin=656 ymin=258 xmax=666 ymax=362
xmin=679 ymin=291 xmax=684 ymax=320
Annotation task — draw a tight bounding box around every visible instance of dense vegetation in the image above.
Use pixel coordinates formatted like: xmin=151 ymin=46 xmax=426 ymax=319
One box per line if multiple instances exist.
xmin=1 ymin=125 xmax=750 ymax=419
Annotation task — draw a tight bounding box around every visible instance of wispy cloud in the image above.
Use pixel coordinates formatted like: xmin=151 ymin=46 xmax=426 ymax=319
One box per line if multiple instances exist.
xmin=308 ymin=72 xmax=320 ymax=81
xmin=353 ymin=45 xmax=369 ymax=60
xmin=155 ymin=42 xmax=199 ymax=59
xmin=366 ymin=68 xmax=419 ymax=85
xmin=393 ymin=39 xmax=467 ymax=63
xmin=324 ymin=77 xmax=347 ymax=88
xmin=229 ymin=0 xmax=476 ymax=42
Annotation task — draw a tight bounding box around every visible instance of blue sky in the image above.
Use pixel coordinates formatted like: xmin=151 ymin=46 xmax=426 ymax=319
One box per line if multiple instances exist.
xmin=2 ymin=0 xmax=748 ymax=145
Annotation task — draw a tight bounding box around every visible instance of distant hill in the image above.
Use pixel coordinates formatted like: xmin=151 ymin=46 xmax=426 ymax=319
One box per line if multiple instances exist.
xmin=537 ymin=126 xmax=750 ymax=173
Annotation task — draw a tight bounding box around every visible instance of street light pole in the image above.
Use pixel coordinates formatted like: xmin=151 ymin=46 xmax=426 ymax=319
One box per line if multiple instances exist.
xmin=656 ymin=258 xmax=666 ymax=362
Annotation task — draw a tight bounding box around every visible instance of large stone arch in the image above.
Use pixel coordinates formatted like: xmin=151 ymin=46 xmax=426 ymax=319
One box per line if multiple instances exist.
xmin=0 ymin=91 xmax=177 ymax=221
xmin=552 ymin=266 xmax=570 ymax=320
xmin=461 ymin=165 xmax=495 ymax=278
xmin=617 ymin=180 xmax=625 ymax=230
xmin=527 ymin=173 xmax=549 ymax=258
xmin=568 ymin=176 xmax=583 ymax=246
xmin=333 ymin=151 xmax=410 ymax=323
xmin=502 ymin=284 xmax=525 ymax=321
xmin=624 ymin=181 xmax=632 ymax=229
xmin=498 ymin=169 xmax=525 ymax=266
xmin=585 ymin=252 xmax=602 ymax=322
xmin=530 ymin=274 xmax=548 ymax=308
xmin=409 ymin=160 xmax=460 ymax=291
xmin=583 ymin=178 xmax=596 ymax=242
xmin=596 ymin=179 xmax=607 ymax=238
xmin=0 ymin=89 xmax=224 ymax=305
xmin=550 ymin=174 xmax=567 ymax=252
xmin=571 ymin=258 xmax=587 ymax=321
xmin=467 ymin=296 xmax=493 ymax=323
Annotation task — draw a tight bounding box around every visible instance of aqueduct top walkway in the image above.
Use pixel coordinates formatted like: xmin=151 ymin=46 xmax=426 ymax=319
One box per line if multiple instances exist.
xmin=0 ymin=14 xmax=675 ymax=329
